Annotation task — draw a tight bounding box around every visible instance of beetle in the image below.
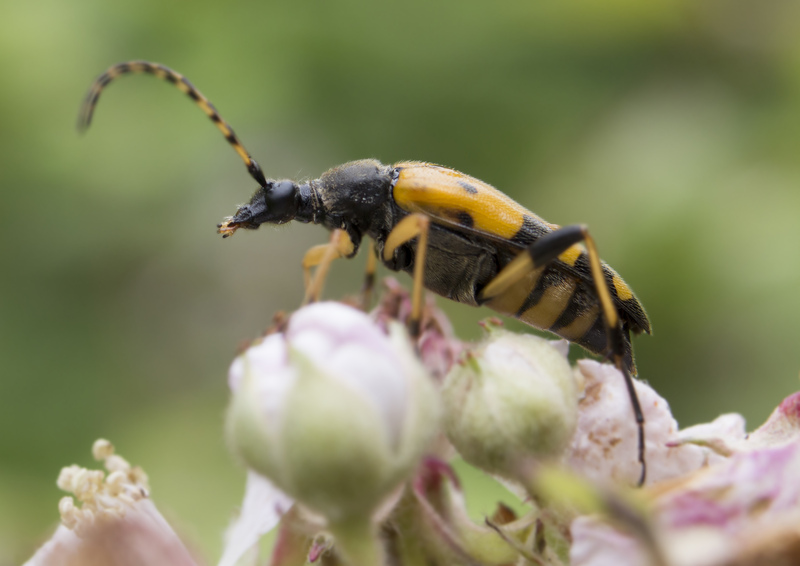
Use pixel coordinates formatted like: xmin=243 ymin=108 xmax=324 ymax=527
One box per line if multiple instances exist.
xmin=79 ymin=61 xmax=651 ymax=483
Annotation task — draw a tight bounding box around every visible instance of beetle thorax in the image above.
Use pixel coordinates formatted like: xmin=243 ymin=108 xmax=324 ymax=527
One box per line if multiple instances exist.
xmin=313 ymin=159 xmax=395 ymax=231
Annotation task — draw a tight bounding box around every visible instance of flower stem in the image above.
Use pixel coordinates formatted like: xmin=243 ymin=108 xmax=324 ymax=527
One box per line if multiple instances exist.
xmin=328 ymin=516 xmax=384 ymax=566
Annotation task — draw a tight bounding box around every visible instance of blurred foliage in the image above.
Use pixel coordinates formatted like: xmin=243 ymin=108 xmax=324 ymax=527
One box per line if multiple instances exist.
xmin=4 ymin=0 xmax=800 ymax=563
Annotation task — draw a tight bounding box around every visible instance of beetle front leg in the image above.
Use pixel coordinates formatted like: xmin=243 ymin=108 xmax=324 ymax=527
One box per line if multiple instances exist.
xmin=302 ymin=229 xmax=355 ymax=305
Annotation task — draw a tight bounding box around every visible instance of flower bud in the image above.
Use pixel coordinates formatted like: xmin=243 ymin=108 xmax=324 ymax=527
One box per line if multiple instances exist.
xmin=226 ymin=302 xmax=440 ymax=523
xmin=442 ymin=329 xmax=578 ymax=480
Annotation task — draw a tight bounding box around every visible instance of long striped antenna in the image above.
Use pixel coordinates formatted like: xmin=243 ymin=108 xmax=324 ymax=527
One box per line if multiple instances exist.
xmin=78 ymin=60 xmax=268 ymax=188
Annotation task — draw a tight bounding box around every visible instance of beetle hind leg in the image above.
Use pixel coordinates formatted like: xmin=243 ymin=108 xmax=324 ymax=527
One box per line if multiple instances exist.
xmin=480 ymin=224 xmax=647 ymax=486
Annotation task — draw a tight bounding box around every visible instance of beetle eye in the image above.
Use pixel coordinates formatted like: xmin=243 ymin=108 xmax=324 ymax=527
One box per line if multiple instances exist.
xmin=268 ymin=181 xmax=295 ymax=201
xmin=263 ymin=181 xmax=297 ymax=218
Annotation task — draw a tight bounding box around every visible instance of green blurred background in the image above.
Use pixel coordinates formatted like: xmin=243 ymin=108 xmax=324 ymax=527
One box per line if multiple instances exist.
xmin=4 ymin=0 xmax=800 ymax=562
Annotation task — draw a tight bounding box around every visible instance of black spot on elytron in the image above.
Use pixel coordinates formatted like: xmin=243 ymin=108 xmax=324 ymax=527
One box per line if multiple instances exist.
xmin=510 ymin=215 xmax=550 ymax=247
xmin=458 ymin=180 xmax=479 ymax=194
xmin=456 ymin=211 xmax=474 ymax=228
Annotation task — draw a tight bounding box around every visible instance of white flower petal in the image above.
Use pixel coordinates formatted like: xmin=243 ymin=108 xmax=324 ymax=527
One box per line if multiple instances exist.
xmin=570 ymin=516 xmax=646 ymax=566
xmin=567 ymin=360 xmax=725 ymax=486
xmin=218 ymin=472 xmax=293 ymax=566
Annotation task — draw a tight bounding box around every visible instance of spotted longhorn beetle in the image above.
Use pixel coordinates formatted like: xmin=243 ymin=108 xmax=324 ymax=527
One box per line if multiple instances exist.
xmin=79 ymin=61 xmax=651 ymax=484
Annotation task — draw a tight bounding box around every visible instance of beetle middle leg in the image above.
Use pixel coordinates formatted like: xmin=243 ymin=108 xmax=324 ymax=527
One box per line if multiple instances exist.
xmin=302 ymin=229 xmax=355 ymax=304
xmin=382 ymin=213 xmax=431 ymax=338
xmin=480 ymin=224 xmax=647 ymax=486
xmin=360 ymin=240 xmax=378 ymax=310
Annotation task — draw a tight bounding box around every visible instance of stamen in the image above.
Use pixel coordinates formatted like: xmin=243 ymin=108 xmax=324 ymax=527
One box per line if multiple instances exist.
xmin=55 ymin=439 xmax=151 ymax=534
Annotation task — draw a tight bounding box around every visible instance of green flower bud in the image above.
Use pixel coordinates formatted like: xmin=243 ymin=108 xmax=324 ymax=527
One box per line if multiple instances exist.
xmin=442 ymin=330 xmax=578 ymax=480
xmin=226 ymin=302 xmax=440 ymax=524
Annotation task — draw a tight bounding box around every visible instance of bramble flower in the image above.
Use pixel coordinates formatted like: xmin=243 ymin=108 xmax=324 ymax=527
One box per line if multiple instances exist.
xmin=23 ymin=440 xmax=197 ymax=566
xmin=566 ymin=360 xmax=735 ymax=487
xmin=570 ymin=384 xmax=800 ymax=566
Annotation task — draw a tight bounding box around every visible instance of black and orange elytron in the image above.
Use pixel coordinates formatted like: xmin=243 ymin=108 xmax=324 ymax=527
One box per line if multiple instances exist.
xmin=79 ymin=61 xmax=651 ymax=483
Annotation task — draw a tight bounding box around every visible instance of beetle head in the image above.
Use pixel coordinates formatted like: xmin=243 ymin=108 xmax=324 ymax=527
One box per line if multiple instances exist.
xmin=217 ymin=180 xmax=300 ymax=237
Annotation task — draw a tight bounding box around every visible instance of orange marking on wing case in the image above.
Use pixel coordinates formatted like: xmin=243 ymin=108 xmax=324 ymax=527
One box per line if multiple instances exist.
xmin=557 ymin=305 xmax=600 ymax=343
xmin=612 ymin=273 xmax=634 ymax=301
xmin=392 ymin=162 xmax=554 ymax=239
xmin=557 ymin=244 xmax=583 ymax=267
xmin=485 ymin=267 xmax=544 ymax=316
xmin=519 ymin=278 xmax=577 ymax=330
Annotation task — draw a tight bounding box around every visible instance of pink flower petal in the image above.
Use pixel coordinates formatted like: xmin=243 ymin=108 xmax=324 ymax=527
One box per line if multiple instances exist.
xmin=24 ymin=499 xmax=198 ymax=566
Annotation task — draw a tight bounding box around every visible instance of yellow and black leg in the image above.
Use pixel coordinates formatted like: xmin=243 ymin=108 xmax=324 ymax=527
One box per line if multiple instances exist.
xmin=382 ymin=213 xmax=431 ymax=339
xmin=302 ymin=229 xmax=355 ymax=304
xmin=481 ymin=224 xmax=647 ymax=486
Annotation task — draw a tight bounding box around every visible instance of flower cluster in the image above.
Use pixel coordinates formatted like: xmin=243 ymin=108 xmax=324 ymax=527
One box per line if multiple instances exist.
xmin=25 ymin=281 xmax=800 ymax=566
